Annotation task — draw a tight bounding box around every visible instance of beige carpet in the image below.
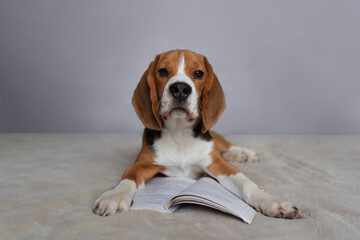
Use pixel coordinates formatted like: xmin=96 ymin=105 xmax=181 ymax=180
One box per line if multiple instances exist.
xmin=0 ymin=134 xmax=359 ymax=240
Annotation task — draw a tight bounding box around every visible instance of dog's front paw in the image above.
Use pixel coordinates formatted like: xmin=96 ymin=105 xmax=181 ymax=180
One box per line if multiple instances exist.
xmin=222 ymin=146 xmax=258 ymax=163
xmin=252 ymin=193 xmax=300 ymax=219
xmin=92 ymin=180 xmax=136 ymax=216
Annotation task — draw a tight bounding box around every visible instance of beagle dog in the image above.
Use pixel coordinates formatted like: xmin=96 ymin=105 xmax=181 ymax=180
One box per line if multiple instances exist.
xmin=93 ymin=49 xmax=300 ymax=219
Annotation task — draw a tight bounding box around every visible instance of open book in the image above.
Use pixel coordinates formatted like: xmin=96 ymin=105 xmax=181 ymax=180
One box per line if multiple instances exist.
xmin=130 ymin=177 xmax=256 ymax=224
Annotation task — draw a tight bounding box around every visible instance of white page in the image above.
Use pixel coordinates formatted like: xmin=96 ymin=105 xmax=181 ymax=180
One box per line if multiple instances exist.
xmin=131 ymin=177 xmax=196 ymax=213
xmin=172 ymin=177 xmax=256 ymax=223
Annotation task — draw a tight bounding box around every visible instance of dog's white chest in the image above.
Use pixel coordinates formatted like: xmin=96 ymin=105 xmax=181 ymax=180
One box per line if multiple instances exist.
xmin=153 ymin=127 xmax=213 ymax=178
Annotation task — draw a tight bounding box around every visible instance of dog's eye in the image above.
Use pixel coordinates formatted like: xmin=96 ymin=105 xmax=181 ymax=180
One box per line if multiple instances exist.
xmin=158 ymin=68 xmax=168 ymax=77
xmin=194 ymin=70 xmax=204 ymax=79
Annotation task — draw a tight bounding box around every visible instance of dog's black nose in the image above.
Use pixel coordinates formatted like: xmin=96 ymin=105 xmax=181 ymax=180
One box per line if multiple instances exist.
xmin=169 ymin=82 xmax=191 ymax=100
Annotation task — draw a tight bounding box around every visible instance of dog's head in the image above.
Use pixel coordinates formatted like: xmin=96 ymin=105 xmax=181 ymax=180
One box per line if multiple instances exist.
xmin=132 ymin=49 xmax=225 ymax=133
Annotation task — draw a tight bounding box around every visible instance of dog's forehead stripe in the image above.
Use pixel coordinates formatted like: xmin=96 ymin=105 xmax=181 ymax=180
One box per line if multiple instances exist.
xmin=177 ymin=55 xmax=185 ymax=75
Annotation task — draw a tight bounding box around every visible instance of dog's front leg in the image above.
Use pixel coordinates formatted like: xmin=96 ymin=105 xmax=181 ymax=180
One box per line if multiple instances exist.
xmin=93 ymin=161 xmax=164 ymax=216
xmin=201 ymin=152 xmax=300 ymax=219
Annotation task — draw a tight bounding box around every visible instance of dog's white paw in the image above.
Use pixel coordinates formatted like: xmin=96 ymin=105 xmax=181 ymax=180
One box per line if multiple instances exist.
xmin=252 ymin=193 xmax=300 ymax=219
xmin=222 ymin=146 xmax=258 ymax=163
xmin=92 ymin=189 xmax=132 ymax=216
xmin=92 ymin=180 xmax=135 ymax=216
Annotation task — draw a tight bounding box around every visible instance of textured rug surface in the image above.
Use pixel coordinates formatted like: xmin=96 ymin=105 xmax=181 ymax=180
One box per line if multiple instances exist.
xmin=0 ymin=134 xmax=359 ymax=240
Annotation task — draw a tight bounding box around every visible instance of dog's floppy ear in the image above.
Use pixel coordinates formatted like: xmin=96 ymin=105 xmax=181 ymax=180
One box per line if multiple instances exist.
xmin=201 ymin=57 xmax=226 ymax=133
xmin=132 ymin=55 xmax=162 ymax=130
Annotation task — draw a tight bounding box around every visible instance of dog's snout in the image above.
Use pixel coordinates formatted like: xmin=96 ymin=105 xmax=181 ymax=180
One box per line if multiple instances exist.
xmin=169 ymin=82 xmax=192 ymax=100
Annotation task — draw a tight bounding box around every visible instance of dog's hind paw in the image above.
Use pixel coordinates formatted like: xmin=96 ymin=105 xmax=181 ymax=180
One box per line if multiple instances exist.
xmin=222 ymin=146 xmax=258 ymax=163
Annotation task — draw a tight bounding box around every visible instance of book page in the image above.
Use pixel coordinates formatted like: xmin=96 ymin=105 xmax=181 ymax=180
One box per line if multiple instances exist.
xmin=130 ymin=177 xmax=196 ymax=213
xmin=169 ymin=177 xmax=256 ymax=223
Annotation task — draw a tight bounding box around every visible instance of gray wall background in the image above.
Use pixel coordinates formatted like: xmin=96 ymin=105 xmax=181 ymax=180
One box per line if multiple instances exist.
xmin=1 ymin=0 xmax=359 ymax=134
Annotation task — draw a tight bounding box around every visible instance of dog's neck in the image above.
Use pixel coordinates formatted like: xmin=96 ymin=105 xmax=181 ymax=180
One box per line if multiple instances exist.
xmin=162 ymin=114 xmax=196 ymax=144
xmin=163 ymin=111 xmax=195 ymax=130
